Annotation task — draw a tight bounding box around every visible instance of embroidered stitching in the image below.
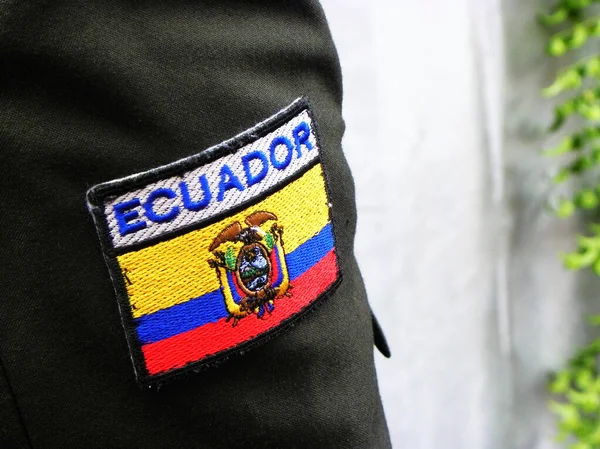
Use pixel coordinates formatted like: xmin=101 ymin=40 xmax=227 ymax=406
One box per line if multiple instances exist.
xmin=87 ymin=98 xmax=341 ymax=386
xmin=104 ymin=109 xmax=318 ymax=250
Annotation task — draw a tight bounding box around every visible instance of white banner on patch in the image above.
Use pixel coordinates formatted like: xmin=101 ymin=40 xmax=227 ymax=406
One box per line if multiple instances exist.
xmin=102 ymin=109 xmax=319 ymax=249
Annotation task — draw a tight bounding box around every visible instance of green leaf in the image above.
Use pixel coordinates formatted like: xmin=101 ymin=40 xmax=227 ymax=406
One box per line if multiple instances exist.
xmin=576 ymin=234 xmax=600 ymax=249
xmin=551 ymin=370 xmax=573 ymax=394
xmin=575 ymin=190 xmax=600 ymax=209
xmin=580 ymin=104 xmax=600 ymax=120
xmin=554 ymin=168 xmax=572 ymax=183
xmin=543 ymin=56 xmax=600 ymax=96
xmin=556 ymin=200 xmax=576 ymax=218
xmin=546 ymin=19 xmax=600 ymax=57
xmin=549 ymin=88 xmax=600 ymax=131
xmin=571 ymin=156 xmax=595 ymax=174
xmin=544 ymin=69 xmax=582 ymax=96
xmin=572 ymin=23 xmax=590 ymax=48
xmin=550 ymin=401 xmax=582 ymax=429
xmin=545 ymin=136 xmax=575 ymax=156
xmin=568 ymin=389 xmax=600 ymax=413
xmin=566 ymin=0 xmax=592 ymax=9
xmin=586 ymin=57 xmax=600 ymax=77
xmin=575 ymin=369 xmax=595 ymax=390
xmin=563 ymin=247 xmax=598 ymax=269
xmin=551 ymin=102 xmax=577 ymax=131
xmin=539 ymin=8 xmax=570 ymax=26
xmin=587 ymin=422 xmax=600 ymax=444
xmin=590 ymin=18 xmax=600 ymax=36
xmin=549 ymin=36 xmax=570 ymax=56
xmin=546 ymin=126 xmax=600 ymax=155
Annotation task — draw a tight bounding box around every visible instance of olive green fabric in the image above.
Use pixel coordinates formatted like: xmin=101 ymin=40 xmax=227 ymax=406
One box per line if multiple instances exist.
xmin=0 ymin=1 xmax=391 ymax=447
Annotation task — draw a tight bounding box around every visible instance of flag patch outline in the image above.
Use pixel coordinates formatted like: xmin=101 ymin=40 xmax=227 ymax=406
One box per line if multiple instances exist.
xmin=86 ymin=98 xmax=341 ymax=385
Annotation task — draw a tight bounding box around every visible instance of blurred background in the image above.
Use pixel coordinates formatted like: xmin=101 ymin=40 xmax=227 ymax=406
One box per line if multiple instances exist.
xmin=320 ymin=1 xmax=600 ymax=448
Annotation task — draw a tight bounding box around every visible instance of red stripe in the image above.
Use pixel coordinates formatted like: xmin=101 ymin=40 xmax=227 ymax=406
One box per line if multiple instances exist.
xmin=142 ymin=250 xmax=338 ymax=375
xmin=269 ymin=244 xmax=282 ymax=287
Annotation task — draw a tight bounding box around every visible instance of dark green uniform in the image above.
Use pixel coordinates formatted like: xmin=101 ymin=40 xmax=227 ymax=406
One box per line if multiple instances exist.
xmin=0 ymin=1 xmax=391 ymax=447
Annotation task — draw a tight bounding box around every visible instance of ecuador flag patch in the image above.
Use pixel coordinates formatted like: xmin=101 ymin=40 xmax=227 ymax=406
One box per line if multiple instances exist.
xmin=87 ymin=98 xmax=341 ymax=385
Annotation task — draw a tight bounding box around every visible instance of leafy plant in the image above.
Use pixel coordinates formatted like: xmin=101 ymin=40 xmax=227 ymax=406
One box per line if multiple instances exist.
xmin=542 ymin=1 xmax=600 ymax=447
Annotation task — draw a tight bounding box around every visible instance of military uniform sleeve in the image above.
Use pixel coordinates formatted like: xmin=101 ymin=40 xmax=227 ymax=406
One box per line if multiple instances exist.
xmin=0 ymin=1 xmax=391 ymax=448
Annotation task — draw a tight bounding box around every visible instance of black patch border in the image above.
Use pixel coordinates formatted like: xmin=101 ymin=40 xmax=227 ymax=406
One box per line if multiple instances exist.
xmin=86 ymin=97 xmax=342 ymax=387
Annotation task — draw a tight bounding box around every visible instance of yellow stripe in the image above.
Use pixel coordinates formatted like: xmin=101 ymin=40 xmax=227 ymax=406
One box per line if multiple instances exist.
xmin=118 ymin=163 xmax=330 ymax=318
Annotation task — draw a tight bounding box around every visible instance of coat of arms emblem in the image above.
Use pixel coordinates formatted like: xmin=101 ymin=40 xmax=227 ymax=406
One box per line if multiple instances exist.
xmin=208 ymin=211 xmax=291 ymax=326
xmin=86 ymin=98 xmax=340 ymax=384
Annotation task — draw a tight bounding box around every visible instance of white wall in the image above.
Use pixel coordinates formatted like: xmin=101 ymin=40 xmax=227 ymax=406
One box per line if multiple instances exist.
xmin=320 ymin=1 xmax=595 ymax=448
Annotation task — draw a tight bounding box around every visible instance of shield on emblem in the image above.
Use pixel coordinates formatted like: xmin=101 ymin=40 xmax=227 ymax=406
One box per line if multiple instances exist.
xmin=209 ymin=211 xmax=290 ymax=325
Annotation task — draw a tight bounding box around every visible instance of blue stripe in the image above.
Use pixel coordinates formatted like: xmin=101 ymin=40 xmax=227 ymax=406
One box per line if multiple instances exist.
xmin=135 ymin=290 xmax=227 ymax=345
xmin=286 ymin=222 xmax=334 ymax=280
xmin=134 ymin=222 xmax=335 ymax=344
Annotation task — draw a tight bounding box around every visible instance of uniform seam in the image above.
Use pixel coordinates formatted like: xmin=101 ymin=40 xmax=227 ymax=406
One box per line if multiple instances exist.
xmin=0 ymin=354 xmax=33 ymax=448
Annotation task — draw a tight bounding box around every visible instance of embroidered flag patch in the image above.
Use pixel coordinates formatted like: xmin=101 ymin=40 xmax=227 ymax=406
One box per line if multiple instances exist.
xmin=87 ymin=98 xmax=341 ymax=385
